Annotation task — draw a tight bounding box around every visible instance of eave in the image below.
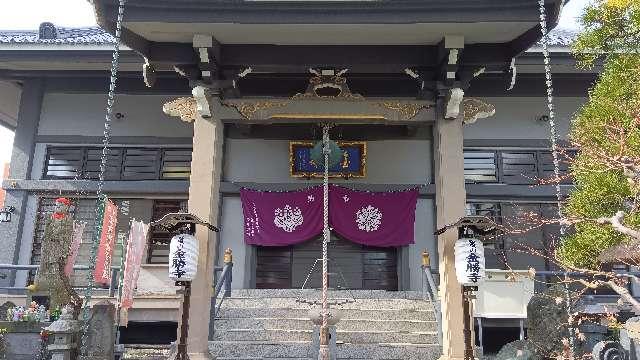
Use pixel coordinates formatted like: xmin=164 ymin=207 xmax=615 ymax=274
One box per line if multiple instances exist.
xmin=94 ymin=0 xmax=561 ymax=25
xmin=90 ymin=0 xmax=564 ymax=75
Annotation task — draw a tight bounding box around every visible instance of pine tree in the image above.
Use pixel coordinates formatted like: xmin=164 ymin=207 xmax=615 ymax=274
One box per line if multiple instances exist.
xmin=558 ymin=0 xmax=640 ymax=269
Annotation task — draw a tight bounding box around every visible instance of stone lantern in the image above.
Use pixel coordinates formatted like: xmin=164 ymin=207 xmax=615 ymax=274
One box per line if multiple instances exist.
xmin=45 ymin=305 xmax=81 ymax=360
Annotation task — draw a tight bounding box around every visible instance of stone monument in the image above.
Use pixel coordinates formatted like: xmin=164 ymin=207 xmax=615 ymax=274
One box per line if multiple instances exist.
xmin=495 ymin=340 xmax=538 ymax=360
xmin=621 ymin=317 xmax=640 ymax=360
xmin=78 ymin=300 xmax=116 ymax=360
xmin=527 ymin=285 xmax=575 ymax=358
xmin=0 ymin=302 xmax=15 ymax=320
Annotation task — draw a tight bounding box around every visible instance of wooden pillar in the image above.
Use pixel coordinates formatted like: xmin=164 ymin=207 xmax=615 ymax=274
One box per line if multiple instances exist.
xmin=434 ymin=100 xmax=466 ymax=360
xmin=183 ymin=103 xmax=224 ymax=359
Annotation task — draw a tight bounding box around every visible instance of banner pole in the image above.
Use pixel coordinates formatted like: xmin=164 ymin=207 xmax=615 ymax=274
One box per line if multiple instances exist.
xmin=114 ymin=218 xmax=132 ymax=347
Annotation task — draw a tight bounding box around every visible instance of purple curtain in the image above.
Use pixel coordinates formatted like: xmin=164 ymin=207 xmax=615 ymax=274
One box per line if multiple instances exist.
xmin=329 ymin=185 xmax=418 ymax=247
xmin=240 ymin=187 xmax=323 ymax=246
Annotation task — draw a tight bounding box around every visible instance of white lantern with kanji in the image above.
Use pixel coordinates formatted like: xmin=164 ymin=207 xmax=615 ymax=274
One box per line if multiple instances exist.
xmin=168 ymin=233 xmax=199 ymax=282
xmin=454 ymin=238 xmax=486 ymax=286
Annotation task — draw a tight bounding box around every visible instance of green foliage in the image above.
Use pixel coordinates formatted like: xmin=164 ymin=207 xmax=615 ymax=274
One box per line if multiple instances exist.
xmin=558 ymin=1 xmax=640 ymax=269
xmin=573 ymin=0 xmax=640 ymax=68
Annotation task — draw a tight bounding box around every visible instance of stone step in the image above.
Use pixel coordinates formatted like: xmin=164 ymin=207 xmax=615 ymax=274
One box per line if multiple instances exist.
xmin=220 ymin=297 xmax=435 ymax=311
xmin=213 ymin=328 xmax=438 ymax=344
xmin=215 ymin=358 xmax=311 ymax=360
xmin=228 ymin=289 xmax=425 ymax=300
xmin=209 ymin=341 xmax=441 ymax=360
xmin=215 ymin=318 xmax=438 ymax=333
xmin=216 ymin=306 xmax=436 ymax=321
xmin=122 ymin=344 xmax=170 ymax=359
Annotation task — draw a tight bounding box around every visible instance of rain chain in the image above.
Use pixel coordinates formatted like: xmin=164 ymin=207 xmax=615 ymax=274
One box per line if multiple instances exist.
xmin=538 ymin=0 xmax=564 ymax=227
xmin=79 ymin=0 xmax=127 ymax=354
xmin=319 ymin=124 xmax=331 ymax=359
xmin=538 ymin=0 xmax=576 ymax=352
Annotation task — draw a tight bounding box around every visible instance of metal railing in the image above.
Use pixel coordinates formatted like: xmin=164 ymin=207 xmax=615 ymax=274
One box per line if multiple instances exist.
xmin=421 ymin=251 xmax=442 ymax=347
xmin=0 ymin=264 xmax=122 ymax=296
xmin=209 ymin=249 xmax=234 ymax=340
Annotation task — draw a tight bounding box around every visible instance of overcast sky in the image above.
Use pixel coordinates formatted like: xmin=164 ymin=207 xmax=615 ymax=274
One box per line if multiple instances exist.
xmin=0 ymin=0 xmax=590 ymax=165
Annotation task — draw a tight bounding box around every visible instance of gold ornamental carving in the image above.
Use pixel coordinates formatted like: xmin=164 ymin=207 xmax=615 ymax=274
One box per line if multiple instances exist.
xmin=462 ymin=98 xmax=496 ymax=124
xmin=373 ymin=101 xmax=433 ymax=121
xmin=222 ymin=69 xmax=434 ymax=122
xmin=162 ymin=97 xmax=198 ymax=123
xmin=225 ymin=101 xmax=288 ymax=120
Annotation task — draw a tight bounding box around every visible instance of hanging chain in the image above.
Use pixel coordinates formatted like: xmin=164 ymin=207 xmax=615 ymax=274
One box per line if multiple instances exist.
xmin=80 ymin=0 xmax=127 ymax=354
xmin=319 ymin=124 xmax=331 ymax=359
xmin=539 ymin=0 xmax=576 ymax=353
xmin=538 ymin=0 xmax=564 ymax=227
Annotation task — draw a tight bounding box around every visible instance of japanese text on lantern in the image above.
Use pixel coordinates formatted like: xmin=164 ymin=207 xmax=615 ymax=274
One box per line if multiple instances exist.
xmin=466 ymin=239 xmax=481 ymax=283
xmin=454 ymin=237 xmax=486 ymax=286
xmin=94 ymin=199 xmax=118 ymax=285
xmin=172 ymin=235 xmax=187 ymax=279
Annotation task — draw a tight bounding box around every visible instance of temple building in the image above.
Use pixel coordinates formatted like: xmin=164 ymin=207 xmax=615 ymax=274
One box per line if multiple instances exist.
xmin=0 ymin=1 xmax=607 ymax=359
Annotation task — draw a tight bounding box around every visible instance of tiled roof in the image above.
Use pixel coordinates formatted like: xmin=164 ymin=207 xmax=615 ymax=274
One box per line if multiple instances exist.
xmin=0 ymin=25 xmax=115 ymax=45
xmin=0 ymin=23 xmax=577 ymax=47
xmin=543 ymin=27 xmax=579 ymax=47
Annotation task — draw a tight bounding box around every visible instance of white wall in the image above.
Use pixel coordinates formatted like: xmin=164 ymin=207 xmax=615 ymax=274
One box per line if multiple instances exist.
xmin=0 ymin=81 xmax=20 ymax=128
xmin=38 ymin=93 xmax=193 ymax=138
xmin=463 ymin=97 xmax=586 ymax=141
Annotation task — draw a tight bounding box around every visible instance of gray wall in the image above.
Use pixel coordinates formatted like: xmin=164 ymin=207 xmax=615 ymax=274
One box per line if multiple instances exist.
xmin=38 ymin=93 xmax=193 ymax=137
xmin=224 ymin=138 xmax=432 ymax=184
xmin=463 ymin=97 xmax=586 ymax=141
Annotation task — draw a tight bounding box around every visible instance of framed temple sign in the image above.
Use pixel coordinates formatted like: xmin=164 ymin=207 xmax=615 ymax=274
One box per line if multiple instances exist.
xmin=290 ymin=141 xmax=366 ymax=178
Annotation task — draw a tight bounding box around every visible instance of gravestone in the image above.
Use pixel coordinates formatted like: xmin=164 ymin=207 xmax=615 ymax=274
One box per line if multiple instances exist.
xmin=0 ymin=302 xmax=15 ymax=321
xmin=621 ymin=317 xmax=640 ymax=360
xmin=527 ymin=285 xmax=576 ymax=358
xmin=78 ymin=300 xmax=115 ymax=360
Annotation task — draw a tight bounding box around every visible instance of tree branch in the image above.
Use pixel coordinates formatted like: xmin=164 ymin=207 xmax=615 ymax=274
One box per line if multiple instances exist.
xmin=577 ymin=278 xmax=640 ymax=314
xmin=597 ymin=211 xmax=640 ymax=240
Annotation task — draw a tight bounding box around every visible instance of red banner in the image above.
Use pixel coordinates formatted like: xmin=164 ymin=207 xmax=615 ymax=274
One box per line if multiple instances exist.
xmin=64 ymin=221 xmax=86 ymax=277
xmin=120 ymin=220 xmax=149 ymax=310
xmin=94 ymin=199 xmax=118 ymax=285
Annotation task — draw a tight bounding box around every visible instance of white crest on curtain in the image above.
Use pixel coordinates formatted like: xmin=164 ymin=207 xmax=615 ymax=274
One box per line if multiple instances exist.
xmin=169 ymin=233 xmax=199 ymax=282
xmin=274 ymin=205 xmax=304 ymax=233
xmin=356 ymin=205 xmax=382 ymax=232
xmin=454 ymin=238 xmax=486 ymax=286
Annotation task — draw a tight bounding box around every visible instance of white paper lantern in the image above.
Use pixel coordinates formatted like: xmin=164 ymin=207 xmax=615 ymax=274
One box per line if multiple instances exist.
xmin=168 ymin=233 xmax=199 ymax=282
xmin=454 ymin=238 xmax=486 ymax=286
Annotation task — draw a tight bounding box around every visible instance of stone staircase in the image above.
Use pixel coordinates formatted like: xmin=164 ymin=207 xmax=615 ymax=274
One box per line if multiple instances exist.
xmin=210 ymin=289 xmax=441 ymax=360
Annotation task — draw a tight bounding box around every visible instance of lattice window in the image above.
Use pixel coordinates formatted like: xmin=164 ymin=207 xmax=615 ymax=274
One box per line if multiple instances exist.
xmin=147 ymin=199 xmax=188 ymax=264
xmin=464 ymin=149 xmax=576 ymax=184
xmin=43 ymin=146 xmax=193 ymax=181
xmin=464 ymin=151 xmax=497 ymax=183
